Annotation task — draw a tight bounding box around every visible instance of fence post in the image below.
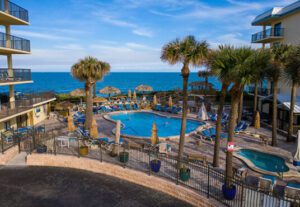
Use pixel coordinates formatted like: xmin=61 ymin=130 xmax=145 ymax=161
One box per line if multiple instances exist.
xmin=1 ymin=132 xmax=4 ymax=154
xmin=207 ymin=164 xmax=210 ymax=198
xmin=32 ymin=128 xmax=36 ymax=150
xmin=17 ymin=132 xmax=21 ymax=153
xmin=52 ymin=130 xmax=56 ymax=155
xmin=122 ymin=145 xmax=126 ymax=168
xmin=240 ymin=182 xmax=244 ymax=207
xmin=99 ymin=143 xmax=102 ymax=162
xmin=176 ymin=158 xmax=179 ymax=185
xmin=148 ymin=152 xmax=151 ymax=176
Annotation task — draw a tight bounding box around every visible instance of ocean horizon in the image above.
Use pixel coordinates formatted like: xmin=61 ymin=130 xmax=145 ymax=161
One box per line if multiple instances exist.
xmin=0 ymin=72 xmax=221 ymax=95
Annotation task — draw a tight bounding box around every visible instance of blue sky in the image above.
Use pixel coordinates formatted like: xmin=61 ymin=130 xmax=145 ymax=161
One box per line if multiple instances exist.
xmin=1 ymin=0 xmax=295 ymax=72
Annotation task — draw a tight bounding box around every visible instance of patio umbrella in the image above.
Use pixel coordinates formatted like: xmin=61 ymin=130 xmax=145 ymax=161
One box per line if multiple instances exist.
xmin=293 ymin=130 xmax=300 ymax=166
xmin=68 ymin=115 xmax=76 ymax=132
xmin=168 ymin=96 xmax=173 ymax=107
xmin=153 ymin=95 xmax=157 ymax=106
xmin=112 ymin=120 xmax=121 ymax=155
xmin=99 ymin=86 xmax=121 ymax=98
xmin=135 ymin=84 xmax=153 ymax=93
xmin=151 ymin=122 xmax=159 ymax=145
xmin=197 ymin=103 xmax=209 ymax=121
xmin=55 ymin=101 xmax=74 ymax=111
xmin=90 ymin=118 xmax=99 ymax=139
xmin=133 ymin=91 xmax=137 ymax=100
xmin=254 ymin=111 xmax=260 ymax=130
xmin=70 ymin=88 xmax=85 ymax=97
xmin=93 ymin=97 xmax=107 ymax=103
xmin=128 ymin=90 xmax=132 ymax=99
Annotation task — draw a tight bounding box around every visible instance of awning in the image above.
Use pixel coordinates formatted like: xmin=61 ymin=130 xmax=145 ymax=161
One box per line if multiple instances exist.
xmin=279 ymin=102 xmax=300 ymax=114
xmin=262 ymin=94 xmax=300 ymax=113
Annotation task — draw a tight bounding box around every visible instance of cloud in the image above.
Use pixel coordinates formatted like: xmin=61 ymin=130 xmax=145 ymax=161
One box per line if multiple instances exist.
xmin=54 ymin=44 xmax=83 ymax=50
xmin=11 ymin=30 xmax=76 ymax=41
xmin=93 ymin=12 xmax=154 ymax=37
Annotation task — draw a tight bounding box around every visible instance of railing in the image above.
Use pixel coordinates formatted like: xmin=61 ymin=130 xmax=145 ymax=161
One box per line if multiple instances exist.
xmin=0 ymin=0 xmax=29 ymax=22
xmin=247 ymin=86 xmax=271 ymax=96
xmin=11 ymin=129 xmax=297 ymax=207
xmin=0 ymin=32 xmax=30 ymax=52
xmin=0 ymin=92 xmax=55 ymax=119
xmin=0 ymin=68 xmax=31 ymax=82
xmin=252 ymin=28 xmax=284 ymax=43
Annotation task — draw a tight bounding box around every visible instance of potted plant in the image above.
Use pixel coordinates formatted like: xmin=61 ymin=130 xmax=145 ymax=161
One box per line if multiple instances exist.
xmin=222 ymin=183 xmax=237 ymax=200
xmin=179 ymin=166 xmax=191 ymax=182
xmin=119 ymin=151 xmax=129 ymax=163
xmin=36 ymin=144 xmax=47 ymax=153
xmin=150 ymin=159 xmax=161 ymax=173
xmin=79 ymin=145 xmax=89 ymax=156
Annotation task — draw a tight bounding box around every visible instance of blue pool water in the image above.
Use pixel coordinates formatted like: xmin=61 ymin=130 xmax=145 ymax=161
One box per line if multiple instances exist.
xmin=108 ymin=112 xmax=204 ymax=138
xmin=237 ymin=149 xmax=289 ymax=173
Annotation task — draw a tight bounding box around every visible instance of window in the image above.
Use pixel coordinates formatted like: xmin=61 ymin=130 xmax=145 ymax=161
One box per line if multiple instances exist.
xmin=4 ymin=121 xmax=10 ymax=131
xmin=274 ymin=22 xmax=282 ymax=36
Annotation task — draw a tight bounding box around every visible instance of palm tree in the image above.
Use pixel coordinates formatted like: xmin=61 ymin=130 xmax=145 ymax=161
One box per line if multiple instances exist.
xmin=265 ymin=45 xmax=288 ymax=146
xmin=247 ymin=49 xmax=270 ymax=125
xmin=71 ymin=57 xmax=110 ymax=130
xmin=225 ymin=47 xmax=254 ymax=185
xmin=284 ymin=45 xmax=300 ymax=142
xmin=161 ymin=36 xmax=209 ymax=164
xmin=198 ymin=70 xmax=211 ymax=98
xmin=208 ymin=45 xmax=236 ymax=167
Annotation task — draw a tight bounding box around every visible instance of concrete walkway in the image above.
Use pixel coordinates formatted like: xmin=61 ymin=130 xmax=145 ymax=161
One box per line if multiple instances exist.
xmin=5 ymin=152 xmax=27 ymax=167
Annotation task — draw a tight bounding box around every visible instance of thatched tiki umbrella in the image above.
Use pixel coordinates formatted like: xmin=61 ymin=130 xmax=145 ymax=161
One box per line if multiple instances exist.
xmin=55 ymin=101 xmax=74 ymax=111
xmin=151 ymin=122 xmax=159 ymax=145
xmin=70 ymin=88 xmax=85 ymax=97
xmin=168 ymin=96 xmax=173 ymax=107
xmin=93 ymin=97 xmax=107 ymax=104
xmin=153 ymin=95 xmax=157 ymax=106
xmin=133 ymin=91 xmax=137 ymax=100
xmin=68 ymin=115 xmax=76 ymax=132
xmin=90 ymin=118 xmax=99 ymax=139
xmin=128 ymin=90 xmax=132 ymax=99
xmin=112 ymin=120 xmax=121 ymax=155
xmin=254 ymin=111 xmax=260 ymax=130
xmin=100 ymin=86 xmax=121 ymax=98
xmin=135 ymin=84 xmax=153 ymax=94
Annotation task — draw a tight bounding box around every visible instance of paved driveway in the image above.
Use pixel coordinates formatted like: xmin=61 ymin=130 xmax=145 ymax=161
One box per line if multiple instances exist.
xmin=0 ymin=166 xmax=192 ymax=207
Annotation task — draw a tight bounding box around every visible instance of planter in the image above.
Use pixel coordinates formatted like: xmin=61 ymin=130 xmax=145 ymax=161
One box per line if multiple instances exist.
xmin=222 ymin=184 xmax=237 ymax=200
xmin=150 ymin=160 xmax=161 ymax=173
xmin=79 ymin=146 xmax=89 ymax=156
xmin=119 ymin=151 xmax=129 ymax=163
xmin=179 ymin=168 xmax=191 ymax=182
xmin=36 ymin=145 xmax=47 ymax=153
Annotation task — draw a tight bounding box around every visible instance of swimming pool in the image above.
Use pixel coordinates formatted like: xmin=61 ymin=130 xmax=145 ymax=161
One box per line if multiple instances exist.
xmin=236 ymin=149 xmax=289 ymax=173
xmin=107 ymin=112 xmax=205 ymax=138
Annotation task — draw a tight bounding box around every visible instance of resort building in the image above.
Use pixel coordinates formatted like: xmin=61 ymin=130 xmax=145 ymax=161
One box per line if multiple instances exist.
xmin=0 ymin=0 xmax=55 ymax=132
xmin=251 ymin=0 xmax=300 ymax=133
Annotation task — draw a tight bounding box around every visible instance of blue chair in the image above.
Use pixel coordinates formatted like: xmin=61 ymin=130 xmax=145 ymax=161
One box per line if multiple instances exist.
xmin=161 ymin=104 xmax=169 ymax=112
xmin=201 ymin=129 xmax=211 ymax=139
xmin=125 ymin=104 xmax=132 ymax=110
xmin=155 ymin=104 xmax=161 ymax=111
xmin=168 ymin=106 xmax=177 ymax=113
xmin=133 ymin=103 xmax=139 ymax=110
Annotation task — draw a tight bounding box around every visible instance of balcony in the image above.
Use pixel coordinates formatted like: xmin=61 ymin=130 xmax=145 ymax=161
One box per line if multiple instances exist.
xmin=0 ymin=69 xmax=32 ymax=85
xmin=0 ymin=0 xmax=29 ymax=25
xmin=0 ymin=32 xmax=30 ymax=54
xmin=251 ymin=28 xmax=284 ymax=43
xmin=0 ymin=92 xmax=56 ymax=120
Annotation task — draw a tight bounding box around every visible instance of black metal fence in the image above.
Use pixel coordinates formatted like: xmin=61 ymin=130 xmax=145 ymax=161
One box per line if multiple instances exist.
xmin=12 ymin=131 xmax=298 ymax=207
xmin=252 ymin=28 xmax=284 ymax=43
xmin=0 ymin=68 xmax=31 ymax=82
xmin=0 ymin=0 xmax=29 ymax=22
xmin=0 ymin=32 xmax=30 ymax=52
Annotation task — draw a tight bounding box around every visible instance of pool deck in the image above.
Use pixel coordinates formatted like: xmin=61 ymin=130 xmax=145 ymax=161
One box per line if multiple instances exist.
xmin=41 ymin=110 xmax=300 ymax=185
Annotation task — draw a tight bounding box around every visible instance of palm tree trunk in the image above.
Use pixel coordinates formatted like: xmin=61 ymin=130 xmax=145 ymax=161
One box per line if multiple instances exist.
xmin=213 ymin=83 xmax=228 ymax=167
xmin=204 ymin=77 xmax=208 ymax=98
xmin=252 ymin=81 xmax=258 ymax=125
xmin=225 ymin=89 xmax=240 ymax=186
xmin=93 ymin=83 xmax=97 ymax=98
xmin=85 ymin=83 xmax=93 ymax=130
xmin=272 ymin=80 xmax=278 ymax=146
xmin=238 ymin=91 xmax=243 ymax=123
xmin=177 ymin=67 xmax=189 ymax=166
xmin=287 ymin=82 xmax=296 ymax=142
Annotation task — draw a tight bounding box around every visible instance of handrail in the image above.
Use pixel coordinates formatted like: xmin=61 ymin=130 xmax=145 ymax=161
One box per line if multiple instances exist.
xmin=0 ymin=0 xmax=29 ymax=22
xmin=0 ymin=68 xmax=31 ymax=82
xmin=252 ymin=28 xmax=284 ymax=43
xmin=0 ymin=32 xmax=30 ymax=52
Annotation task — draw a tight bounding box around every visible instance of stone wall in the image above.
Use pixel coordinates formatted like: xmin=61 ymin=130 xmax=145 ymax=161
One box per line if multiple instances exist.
xmin=27 ymin=154 xmax=219 ymax=207
xmin=0 ymin=146 xmax=18 ymax=165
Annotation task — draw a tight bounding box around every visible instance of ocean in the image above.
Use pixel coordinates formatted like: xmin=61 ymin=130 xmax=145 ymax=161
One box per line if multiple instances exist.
xmin=0 ymin=72 xmax=221 ymax=95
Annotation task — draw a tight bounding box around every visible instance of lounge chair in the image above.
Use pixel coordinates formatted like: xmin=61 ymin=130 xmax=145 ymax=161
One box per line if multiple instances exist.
xmin=235 ymin=122 xmax=249 ymax=133
xmin=233 ymin=166 xmax=248 ymax=181
xmin=158 ymin=143 xmax=171 ymax=154
xmin=258 ymin=175 xmax=277 ymax=194
xmin=208 ymin=127 xmax=228 ymax=139
xmin=154 ymin=104 xmax=161 ymax=111
xmin=133 ymin=103 xmax=139 ymax=110
xmin=168 ymin=106 xmax=177 ymax=113
xmin=118 ymin=104 xmax=125 ymax=111
xmin=161 ymin=104 xmax=169 ymax=112
xmin=209 ymin=113 xmax=217 ymax=122
xmin=125 ymin=104 xmax=132 ymax=110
